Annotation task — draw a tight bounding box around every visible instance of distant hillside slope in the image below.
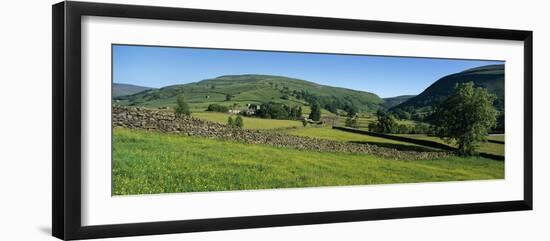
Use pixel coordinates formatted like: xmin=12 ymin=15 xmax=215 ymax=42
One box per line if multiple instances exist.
xmin=115 ymin=74 xmax=384 ymax=113
xmin=113 ymin=83 xmax=152 ymax=97
xmin=392 ymin=64 xmax=504 ymax=112
xmin=382 ymin=95 xmax=416 ymax=109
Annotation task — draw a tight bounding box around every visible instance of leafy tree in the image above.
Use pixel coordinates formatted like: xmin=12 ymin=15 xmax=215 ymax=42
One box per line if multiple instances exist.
xmin=302 ymin=119 xmax=308 ymax=127
xmin=367 ymin=122 xmax=378 ymax=132
xmin=371 ymin=110 xmax=398 ymax=133
xmin=412 ymin=123 xmax=432 ymax=135
xmin=283 ymin=105 xmax=291 ymax=117
xmin=225 ymin=94 xmax=233 ymax=101
xmin=495 ymin=112 xmax=505 ymax=132
xmin=392 ymin=108 xmax=411 ymax=120
xmin=206 ymin=104 xmax=229 ymax=113
xmin=287 ymin=105 xmax=303 ymax=119
xmin=235 ymin=116 xmax=244 ymax=128
xmin=227 ymin=116 xmax=234 ymax=127
xmin=345 ymin=105 xmax=358 ymax=118
xmin=175 ymin=94 xmax=191 ymax=117
xmin=325 ymin=102 xmax=338 ymax=114
xmin=345 ymin=116 xmax=359 ymax=128
xmin=309 ymin=101 xmax=321 ymax=121
xmin=396 ymin=124 xmax=409 ymax=134
xmin=429 ymin=82 xmax=498 ymax=155
xmin=256 ymin=102 xmax=289 ymax=119
xmin=289 ymin=106 xmax=297 ymax=119
xmin=412 ymin=112 xmax=426 ymax=121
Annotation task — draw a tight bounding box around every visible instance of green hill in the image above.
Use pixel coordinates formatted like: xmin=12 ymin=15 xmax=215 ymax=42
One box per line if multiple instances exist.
xmin=115 ymin=74 xmax=384 ymax=113
xmin=392 ymin=64 xmax=504 ymax=113
xmin=113 ymin=83 xmax=152 ymax=97
xmin=382 ymin=95 xmax=416 ymax=109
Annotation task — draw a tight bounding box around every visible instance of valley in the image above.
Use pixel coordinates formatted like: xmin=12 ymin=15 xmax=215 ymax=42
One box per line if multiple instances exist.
xmin=112 ymin=64 xmax=505 ymax=195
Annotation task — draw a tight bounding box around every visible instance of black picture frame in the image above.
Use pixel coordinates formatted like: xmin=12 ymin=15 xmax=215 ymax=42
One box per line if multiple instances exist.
xmin=52 ymin=1 xmax=533 ymax=240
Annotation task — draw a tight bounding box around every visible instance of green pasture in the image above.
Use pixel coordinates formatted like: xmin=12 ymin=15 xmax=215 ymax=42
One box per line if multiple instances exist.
xmin=113 ymin=128 xmax=504 ymax=195
xmin=192 ymin=112 xmax=302 ymax=129
xmin=330 ymin=116 xmax=419 ymax=129
xmin=394 ymin=134 xmax=505 ymax=156
xmin=487 ymin=135 xmax=505 ymax=142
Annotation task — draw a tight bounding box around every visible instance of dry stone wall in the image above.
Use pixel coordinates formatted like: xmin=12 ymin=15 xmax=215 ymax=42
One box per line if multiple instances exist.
xmin=113 ymin=106 xmax=449 ymax=160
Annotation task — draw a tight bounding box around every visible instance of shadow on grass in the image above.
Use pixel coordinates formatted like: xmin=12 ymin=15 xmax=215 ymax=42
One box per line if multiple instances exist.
xmin=349 ymin=141 xmax=442 ymax=152
xmin=350 ymin=141 xmax=504 ymax=161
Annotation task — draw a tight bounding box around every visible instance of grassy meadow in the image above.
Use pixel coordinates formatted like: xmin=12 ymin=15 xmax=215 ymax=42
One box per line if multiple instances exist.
xmin=394 ymin=134 xmax=505 ymax=156
xmin=487 ymin=135 xmax=505 ymax=142
xmin=192 ymin=112 xmax=302 ymax=129
xmin=284 ymin=126 xmax=441 ymax=152
xmin=189 ymin=111 xmax=416 ymax=131
xmin=113 ymin=128 xmax=504 ymax=195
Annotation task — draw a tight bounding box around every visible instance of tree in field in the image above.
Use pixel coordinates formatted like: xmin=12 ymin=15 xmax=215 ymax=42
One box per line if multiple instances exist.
xmin=206 ymin=104 xmax=229 ymax=113
xmin=302 ymin=119 xmax=308 ymax=127
xmin=495 ymin=112 xmax=505 ymax=132
xmin=227 ymin=116 xmax=234 ymax=127
xmin=392 ymin=108 xmax=411 ymax=120
xmin=345 ymin=116 xmax=359 ymax=128
xmin=429 ymin=82 xmax=498 ymax=155
xmin=235 ymin=116 xmax=244 ymax=128
xmin=175 ymin=94 xmax=191 ymax=117
xmin=325 ymin=102 xmax=338 ymax=114
xmin=345 ymin=105 xmax=358 ymax=118
xmin=225 ymin=94 xmax=232 ymax=101
xmin=309 ymin=101 xmax=321 ymax=121
xmin=288 ymin=105 xmax=303 ymax=119
xmin=289 ymin=106 xmax=297 ymax=118
xmin=370 ymin=110 xmax=398 ymax=133
xmin=256 ymin=102 xmax=289 ymax=119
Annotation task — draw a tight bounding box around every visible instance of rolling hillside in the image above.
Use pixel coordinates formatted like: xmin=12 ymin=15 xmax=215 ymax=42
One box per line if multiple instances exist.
xmin=392 ymin=64 xmax=504 ymax=113
xmin=382 ymin=95 xmax=416 ymax=109
xmin=115 ymin=74 xmax=384 ymax=113
xmin=113 ymin=83 xmax=152 ymax=97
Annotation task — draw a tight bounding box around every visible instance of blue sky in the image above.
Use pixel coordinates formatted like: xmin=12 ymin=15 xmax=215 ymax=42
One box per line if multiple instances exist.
xmin=113 ymin=44 xmax=503 ymax=98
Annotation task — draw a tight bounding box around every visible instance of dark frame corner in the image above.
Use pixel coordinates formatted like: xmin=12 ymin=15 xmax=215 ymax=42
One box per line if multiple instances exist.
xmin=53 ymin=1 xmax=533 ymax=240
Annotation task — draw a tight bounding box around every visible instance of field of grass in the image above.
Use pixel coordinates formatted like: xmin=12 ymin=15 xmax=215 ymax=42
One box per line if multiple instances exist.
xmin=192 ymin=112 xmax=303 ymax=129
xmin=329 ymin=115 xmax=419 ymax=129
xmin=113 ymin=128 xmax=504 ymax=195
xmin=396 ymin=119 xmax=420 ymax=126
xmin=487 ymin=135 xmax=505 ymax=142
xmin=394 ymin=134 xmax=505 ymax=156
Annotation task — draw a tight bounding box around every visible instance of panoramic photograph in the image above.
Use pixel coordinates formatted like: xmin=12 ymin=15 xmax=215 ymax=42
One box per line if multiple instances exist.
xmin=111 ymin=44 xmax=505 ymax=196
